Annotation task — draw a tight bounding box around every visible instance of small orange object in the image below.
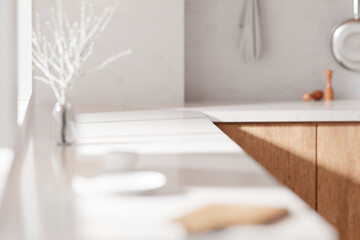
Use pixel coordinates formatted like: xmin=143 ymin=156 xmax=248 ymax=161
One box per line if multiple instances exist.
xmin=324 ymin=69 xmax=334 ymax=101
xmin=302 ymin=92 xmax=312 ymax=102
xmin=311 ymin=90 xmax=323 ymax=101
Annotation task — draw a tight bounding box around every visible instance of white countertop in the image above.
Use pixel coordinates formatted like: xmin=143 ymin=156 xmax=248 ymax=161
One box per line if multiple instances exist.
xmin=186 ymin=99 xmax=360 ymax=122
xmin=0 ymin=106 xmax=338 ymax=240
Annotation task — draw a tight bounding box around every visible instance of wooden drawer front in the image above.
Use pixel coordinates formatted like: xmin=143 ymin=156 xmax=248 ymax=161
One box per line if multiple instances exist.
xmin=317 ymin=123 xmax=360 ymax=240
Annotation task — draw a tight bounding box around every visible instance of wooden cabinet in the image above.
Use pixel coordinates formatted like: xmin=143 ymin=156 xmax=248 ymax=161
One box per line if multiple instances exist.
xmin=317 ymin=124 xmax=360 ymax=240
xmin=215 ymin=123 xmax=317 ymax=208
xmin=215 ymin=122 xmax=360 ymax=240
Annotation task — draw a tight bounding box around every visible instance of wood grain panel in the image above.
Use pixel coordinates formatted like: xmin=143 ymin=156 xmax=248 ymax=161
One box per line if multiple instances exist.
xmin=215 ymin=123 xmax=317 ymax=208
xmin=317 ymin=123 xmax=360 ymax=240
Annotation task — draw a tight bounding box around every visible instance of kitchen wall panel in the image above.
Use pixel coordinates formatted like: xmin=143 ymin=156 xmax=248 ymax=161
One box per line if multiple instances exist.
xmin=186 ymin=0 xmax=360 ymax=102
xmin=0 ymin=0 xmax=17 ymax=148
xmin=34 ymin=0 xmax=184 ymax=105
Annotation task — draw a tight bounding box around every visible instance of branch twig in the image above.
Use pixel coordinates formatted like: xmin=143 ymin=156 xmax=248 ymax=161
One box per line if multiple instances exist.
xmin=32 ymin=0 xmax=131 ymax=102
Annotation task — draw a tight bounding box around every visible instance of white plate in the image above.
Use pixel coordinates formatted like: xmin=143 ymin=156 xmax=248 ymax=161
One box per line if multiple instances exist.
xmin=72 ymin=171 xmax=167 ymax=195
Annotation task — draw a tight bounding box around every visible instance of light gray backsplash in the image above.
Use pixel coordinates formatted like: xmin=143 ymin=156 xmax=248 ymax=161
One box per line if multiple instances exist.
xmin=34 ymin=0 xmax=184 ymax=105
xmin=185 ymin=0 xmax=360 ymax=102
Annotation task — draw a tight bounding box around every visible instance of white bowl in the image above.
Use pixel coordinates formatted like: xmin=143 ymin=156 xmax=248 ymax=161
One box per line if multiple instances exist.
xmin=72 ymin=171 xmax=167 ymax=195
xmin=102 ymin=152 xmax=138 ymax=172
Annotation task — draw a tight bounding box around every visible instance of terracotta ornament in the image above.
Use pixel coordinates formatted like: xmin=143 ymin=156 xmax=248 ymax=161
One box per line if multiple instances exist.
xmin=302 ymin=92 xmax=312 ymax=102
xmin=312 ymin=90 xmax=323 ymax=101
xmin=324 ymin=69 xmax=334 ymax=101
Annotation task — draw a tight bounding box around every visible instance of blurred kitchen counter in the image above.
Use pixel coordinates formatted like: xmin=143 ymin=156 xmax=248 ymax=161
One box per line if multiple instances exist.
xmin=0 ymin=105 xmax=338 ymax=240
xmin=185 ymin=99 xmax=360 ymax=122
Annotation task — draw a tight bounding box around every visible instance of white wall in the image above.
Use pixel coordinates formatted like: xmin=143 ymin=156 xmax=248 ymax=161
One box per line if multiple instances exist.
xmin=18 ymin=0 xmax=32 ymax=101
xmin=0 ymin=0 xmax=17 ymax=148
xmin=186 ymin=0 xmax=360 ymax=102
xmin=34 ymin=0 xmax=184 ymax=105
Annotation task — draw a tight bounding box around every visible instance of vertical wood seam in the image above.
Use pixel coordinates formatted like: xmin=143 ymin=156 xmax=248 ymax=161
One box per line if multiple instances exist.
xmin=315 ymin=124 xmax=318 ymax=211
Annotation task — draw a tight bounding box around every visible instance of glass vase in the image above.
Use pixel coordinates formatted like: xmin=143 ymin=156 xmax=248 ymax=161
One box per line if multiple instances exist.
xmin=51 ymin=102 xmax=77 ymax=145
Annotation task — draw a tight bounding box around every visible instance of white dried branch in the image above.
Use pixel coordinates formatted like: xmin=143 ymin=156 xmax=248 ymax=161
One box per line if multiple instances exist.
xmin=82 ymin=49 xmax=132 ymax=76
xmin=33 ymin=0 xmax=131 ymax=103
xmin=34 ymin=76 xmax=50 ymax=85
xmin=33 ymin=75 xmax=61 ymax=102
xmin=32 ymin=53 xmax=64 ymax=88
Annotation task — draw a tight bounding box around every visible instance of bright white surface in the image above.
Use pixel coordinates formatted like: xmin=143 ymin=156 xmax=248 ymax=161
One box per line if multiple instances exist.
xmin=72 ymin=171 xmax=167 ymax=195
xmin=76 ymin=110 xmax=240 ymax=155
xmin=17 ymin=0 xmax=32 ymax=124
xmin=187 ymin=99 xmax=360 ymax=122
xmin=0 ymin=149 xmax=14 ymax=205
xmin=17 ymin=99 xmax=30 ymax=126
xmin=34 ymin=0 xmax=184 ymax=105
xmin=185 ymin=0 xmax=360 ymax=102
xmin=0 ymin=106 xmax=338 ymax=240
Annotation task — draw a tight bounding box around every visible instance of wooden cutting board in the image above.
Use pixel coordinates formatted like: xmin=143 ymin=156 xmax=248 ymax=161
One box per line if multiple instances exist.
xmin=176 ymin=204 xmax=288 ymax=234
